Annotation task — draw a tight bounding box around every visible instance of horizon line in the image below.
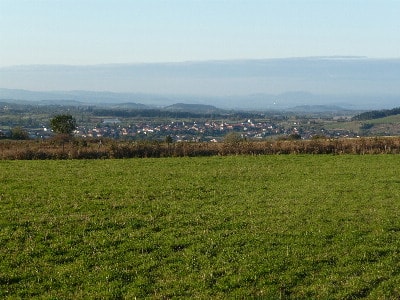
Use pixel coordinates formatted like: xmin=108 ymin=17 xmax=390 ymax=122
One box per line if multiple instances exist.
xmin=3 ymin=55 xmax=400 ymax=68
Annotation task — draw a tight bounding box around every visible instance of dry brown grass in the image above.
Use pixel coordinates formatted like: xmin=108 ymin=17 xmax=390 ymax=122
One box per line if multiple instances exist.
xmin=1 ymin=137 xmax=400 ymax=160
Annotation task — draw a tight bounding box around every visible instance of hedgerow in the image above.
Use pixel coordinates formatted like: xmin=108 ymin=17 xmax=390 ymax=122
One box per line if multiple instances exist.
xmin=1 ymin=136 xmax=400 ymax=160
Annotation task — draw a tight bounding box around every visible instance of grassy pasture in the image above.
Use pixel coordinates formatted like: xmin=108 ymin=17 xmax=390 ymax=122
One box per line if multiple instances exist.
xmin=1 ymin=155 xmax=400 ymax=299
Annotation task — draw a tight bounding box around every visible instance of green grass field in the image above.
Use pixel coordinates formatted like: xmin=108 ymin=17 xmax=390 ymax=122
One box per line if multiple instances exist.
xmin=1 ymin=155 xmax=400 ymax=299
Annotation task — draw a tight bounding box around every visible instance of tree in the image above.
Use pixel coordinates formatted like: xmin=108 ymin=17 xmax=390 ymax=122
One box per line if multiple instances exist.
xmin=10 ymin=127 xmax=30 ymax=140
xmin=165 ymin=135 xmax=173 ymax=156
xmin=50 ymin=114 xmax=77 ymax=152
xmin=288 ymin=133 xmax=302 ymax=140
xmin=165 ymin=135 xmax=173 ymax=144
xmin=223 ymin=132 xmax=243 ymax=145
xmin=50 ymin=114 xmax=77 ymax=135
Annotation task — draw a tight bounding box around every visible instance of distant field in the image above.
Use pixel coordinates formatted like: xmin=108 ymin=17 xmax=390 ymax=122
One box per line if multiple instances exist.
xmin=1 ymin=156 xmax=400 ymax=299
xmin=323 ymin=120 xmax=362 ymax=132
xmin=324 ymin=114 xmax=400 ymax=135
xmin=368 ymin=114 xmax=400 ymax=124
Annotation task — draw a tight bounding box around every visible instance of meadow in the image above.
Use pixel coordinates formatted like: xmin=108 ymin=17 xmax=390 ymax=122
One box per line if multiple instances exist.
xmin=1 ymin=155 xmax=400 ymax=299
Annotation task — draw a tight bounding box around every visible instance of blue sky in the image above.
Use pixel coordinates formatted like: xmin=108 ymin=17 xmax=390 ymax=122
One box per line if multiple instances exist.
xmin=0 ymin=0 xmax=399 ymax=67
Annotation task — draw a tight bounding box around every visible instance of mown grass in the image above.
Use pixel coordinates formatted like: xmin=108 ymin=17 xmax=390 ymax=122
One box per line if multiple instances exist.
xmin=1 ymin=155 xmax=400 ymax=299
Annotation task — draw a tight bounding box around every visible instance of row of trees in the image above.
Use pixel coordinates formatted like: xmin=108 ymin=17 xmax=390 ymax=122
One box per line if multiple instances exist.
xmin=0 ymin=127 xmax=30 ymax=140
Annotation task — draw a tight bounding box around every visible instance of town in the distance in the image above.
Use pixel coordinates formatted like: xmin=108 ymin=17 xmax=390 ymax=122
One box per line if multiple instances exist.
xmin=1 ymin=97 xmax=399 ymax=142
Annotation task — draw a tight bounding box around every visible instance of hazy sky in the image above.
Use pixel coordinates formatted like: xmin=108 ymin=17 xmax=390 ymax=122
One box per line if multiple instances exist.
xmin=1 ymin=0 xmax=399 ymax=67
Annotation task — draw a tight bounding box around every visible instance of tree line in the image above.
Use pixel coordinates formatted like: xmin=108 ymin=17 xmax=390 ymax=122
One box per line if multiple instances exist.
xmin=353 ymin=107 xmax=400 ymax=121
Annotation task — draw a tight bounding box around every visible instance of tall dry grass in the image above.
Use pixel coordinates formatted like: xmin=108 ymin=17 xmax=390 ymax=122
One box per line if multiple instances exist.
xmin=1 ymin=137 xmax=400 ymax=160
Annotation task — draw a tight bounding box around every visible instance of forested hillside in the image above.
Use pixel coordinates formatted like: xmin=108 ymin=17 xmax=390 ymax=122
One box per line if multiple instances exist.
xmin=353 ymin=107 xmax=400 ymax=121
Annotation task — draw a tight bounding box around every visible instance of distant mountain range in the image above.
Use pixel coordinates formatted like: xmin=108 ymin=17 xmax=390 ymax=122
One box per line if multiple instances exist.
xmin=0 ymin=88 xmax=398 ymax=112
xmin=1 ymin=57 xmax=399 ymax=110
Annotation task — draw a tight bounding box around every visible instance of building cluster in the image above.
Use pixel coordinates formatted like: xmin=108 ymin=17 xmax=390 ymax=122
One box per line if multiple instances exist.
xmin=71 ymin=118 xmax=357 ymax=141
xmin=1 ymin=116 xmax=360 ymax=141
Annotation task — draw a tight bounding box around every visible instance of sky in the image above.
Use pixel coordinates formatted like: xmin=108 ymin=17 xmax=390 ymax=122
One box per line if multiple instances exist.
xmin=0 ymin=0 xmax=399 ymax=67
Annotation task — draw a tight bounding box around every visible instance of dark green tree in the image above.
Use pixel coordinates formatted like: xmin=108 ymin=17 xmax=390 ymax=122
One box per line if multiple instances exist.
xmin=165 ymin=135 xmax=173 ymax=156
xmin=50 ymin=114 xmax=77 ymax=152
xmin=10 ymin=127 xmax=30 ymax=140
xmin=165 ymin=135 xmax=173 ymax=144
xmin=50 ymin=114 xmax=77 ymax=135
xmin=288 ymin=133 xmax=302 ymax=140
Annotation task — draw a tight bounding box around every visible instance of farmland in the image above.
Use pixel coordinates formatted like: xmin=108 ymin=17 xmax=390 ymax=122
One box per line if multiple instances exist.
xmin=1 ymin=155 xmax=400 ymax=298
